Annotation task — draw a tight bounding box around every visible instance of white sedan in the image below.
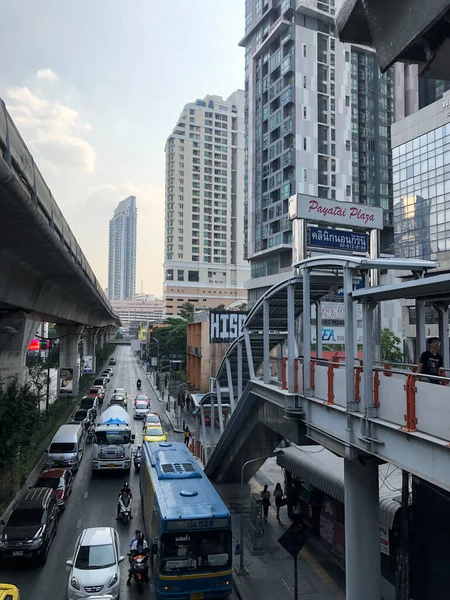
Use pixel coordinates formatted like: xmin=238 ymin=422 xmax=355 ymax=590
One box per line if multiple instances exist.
xmin=66 ymin=527 xmax=124 ymax=600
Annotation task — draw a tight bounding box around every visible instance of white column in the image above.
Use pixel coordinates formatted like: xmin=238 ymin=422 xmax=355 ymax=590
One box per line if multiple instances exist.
xmin=263 ymin=300 xmax=270 ymax=384
xmin=344 ymin=459 xmax=381 ymax=600
xmin=302 ymin=271 xmax=311 ymax=393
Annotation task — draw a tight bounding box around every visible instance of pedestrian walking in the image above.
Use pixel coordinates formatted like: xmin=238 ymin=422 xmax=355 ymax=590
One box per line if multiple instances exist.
xmin=417 ymin=337 xmax=444 ymax=384
xmin=273 ymin=483 xmax=284 ymax=521
xmin=260 ymin=485 xmax=271 ymax=522
xmin=184 ymin=427 xmax=191 ymax=447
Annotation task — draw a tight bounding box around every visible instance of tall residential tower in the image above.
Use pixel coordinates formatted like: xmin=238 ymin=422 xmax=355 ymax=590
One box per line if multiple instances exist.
xmin=163 ymin=92 xmax=249 ymax=316
xmin=108 ymin=195 xmax=137 ymax=301
xmin=242 ymin=0 xmax=395 ymax=304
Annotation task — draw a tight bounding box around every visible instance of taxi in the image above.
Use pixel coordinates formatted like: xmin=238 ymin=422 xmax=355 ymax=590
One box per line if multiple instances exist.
xmin=143 ymin=425 xmax=167 ymax=443
xmin=0 ymin=584 xmax=20 ymax=599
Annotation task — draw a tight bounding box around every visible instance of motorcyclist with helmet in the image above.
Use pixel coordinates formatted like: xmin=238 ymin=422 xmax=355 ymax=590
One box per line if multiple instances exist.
xmin=127 ymin=531 xmax=150 ymax=585
xmin=137 ymin=378 xmax=142 ymax=390
xmin=116 ymin=482 xmax=133 ymax=519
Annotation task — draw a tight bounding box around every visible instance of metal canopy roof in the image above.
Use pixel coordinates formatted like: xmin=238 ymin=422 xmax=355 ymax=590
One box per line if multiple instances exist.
xmin=277 ymin=445 xmax=404 ymax=530
xmin=293 ymin=254 xmax=439 ymax=272
xmin=352 ymin=272 xmax=450 ymax=304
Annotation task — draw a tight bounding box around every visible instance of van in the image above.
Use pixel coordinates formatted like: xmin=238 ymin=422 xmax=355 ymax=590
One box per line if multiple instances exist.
xmin=46 ymin=424 xmax=84 ymax=472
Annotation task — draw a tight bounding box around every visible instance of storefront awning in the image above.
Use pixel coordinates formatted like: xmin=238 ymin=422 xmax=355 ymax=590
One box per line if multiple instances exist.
xmin=277 ymin=446 xmax=405 ymax=530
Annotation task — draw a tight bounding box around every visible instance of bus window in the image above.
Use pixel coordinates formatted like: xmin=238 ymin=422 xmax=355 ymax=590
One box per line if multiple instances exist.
xmin=160 ymin=531 xmax=231 ymax=573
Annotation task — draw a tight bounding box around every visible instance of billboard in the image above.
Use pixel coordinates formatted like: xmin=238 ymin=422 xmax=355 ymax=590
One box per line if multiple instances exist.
xmin=290 ymin=194 xmax=383 ymax=230
xmin=209 ymin=312 xmax=247 ymax=344
xmin=58 ymin=367 xmax=74 ymax=395
xmin=83 ymin=355 xmax=93 ymax=374
xmin=311 ymin=327 xmax=363 ymax=345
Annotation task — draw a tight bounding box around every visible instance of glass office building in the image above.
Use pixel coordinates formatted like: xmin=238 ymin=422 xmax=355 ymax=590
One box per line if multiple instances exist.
xmin=392 ymin=92 xmax=450 ymax=262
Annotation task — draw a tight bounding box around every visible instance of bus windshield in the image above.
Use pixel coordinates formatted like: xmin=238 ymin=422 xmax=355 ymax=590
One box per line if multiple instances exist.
xmin=160 ymin=530 xmax=231 ymax=573
xmin=94 ymin=430 xmax=131 ymax=445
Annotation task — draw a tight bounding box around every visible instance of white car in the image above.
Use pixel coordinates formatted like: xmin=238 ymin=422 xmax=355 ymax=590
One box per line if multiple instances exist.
xmin=134 ymin=401 xmax=150 ymax=419
xmin=66 ymin=527 xmax=124 ymax=600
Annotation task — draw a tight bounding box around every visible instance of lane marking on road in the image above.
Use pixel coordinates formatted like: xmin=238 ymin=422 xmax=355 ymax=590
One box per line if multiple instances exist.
xmin=76 ymin=518 xmax=82 ymax=529
xmin=84 ymin=491 xmax=88 ymax=499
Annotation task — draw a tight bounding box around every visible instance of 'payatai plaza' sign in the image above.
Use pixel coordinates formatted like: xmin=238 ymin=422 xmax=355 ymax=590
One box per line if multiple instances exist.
xmin=209 ymin=311 xmax=247 ymax=344
xmin=289 ymin=194 xmax=384 ymax=231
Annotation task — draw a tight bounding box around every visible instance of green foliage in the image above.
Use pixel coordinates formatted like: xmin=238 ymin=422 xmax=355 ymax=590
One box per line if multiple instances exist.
xmin=41 ymin=341 xmax=59 ymax=369
xmin=179 ymin=302 xmax=195 ymax=323
xmin=115 ymin=330 xmax=124 ymax=340
xmin=381 ymin=328 xmax=403 ymax=363
xmin=150 ymin=319 xmax=187 ymax=367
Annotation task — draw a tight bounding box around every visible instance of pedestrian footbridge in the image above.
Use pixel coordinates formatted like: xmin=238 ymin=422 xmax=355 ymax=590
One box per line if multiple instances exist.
xmin=203 ymin=255 xmax=450 ymax=494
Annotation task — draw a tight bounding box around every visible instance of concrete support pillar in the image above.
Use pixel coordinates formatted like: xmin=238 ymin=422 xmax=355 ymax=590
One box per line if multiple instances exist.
xmin=434 ymin=303 xmax=449 ymax=369
xmin=82 ymin=328 xmax=98 ymax=375
xmin=344 ymin=458 xmax=381 ymax=600
xmin=56 ymin=325 xmax=84 ymax=397
xmin=96 ymin=328 xmax=106 ymax=350
xmin=0 ymin=312 xmax=41 ymax=385
xmin=415 ymin=299 xmax=426 ymax=362
xmin=302 ymin=272 xmax=311 ymax=394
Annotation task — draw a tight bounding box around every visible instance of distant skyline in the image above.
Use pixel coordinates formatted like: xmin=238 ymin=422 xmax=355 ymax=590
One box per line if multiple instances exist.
xmin=0 ymin=0 xmax=245 ymax=295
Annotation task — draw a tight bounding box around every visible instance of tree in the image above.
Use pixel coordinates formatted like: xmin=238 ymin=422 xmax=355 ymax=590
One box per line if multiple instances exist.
xmin=115 ymin=330 xmax=124 ymax=340
xmin=214 ymin=304 xmax=227 ymax=311
xmin=28 ymin=366 xmax=50 ymax=407
xmin=179 ymin=302 xmax=195 ymax=323
xmin=151 ymin=319 xmax=188 ymax=370
xmin=381 ymin=328 xmax=403 ymax=363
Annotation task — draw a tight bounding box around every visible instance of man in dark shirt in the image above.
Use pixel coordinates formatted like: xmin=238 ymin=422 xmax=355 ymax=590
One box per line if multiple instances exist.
xmin=417 ymin=337 xmax=444 ymax=384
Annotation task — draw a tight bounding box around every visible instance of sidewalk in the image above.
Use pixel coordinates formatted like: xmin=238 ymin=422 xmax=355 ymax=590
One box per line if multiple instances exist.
xmin=231 ymin=464 xmax=346 ymax=600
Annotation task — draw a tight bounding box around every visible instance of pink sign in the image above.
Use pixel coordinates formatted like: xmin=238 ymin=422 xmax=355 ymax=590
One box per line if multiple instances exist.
xmin=289 ymin=194 xmax=384 ymax=230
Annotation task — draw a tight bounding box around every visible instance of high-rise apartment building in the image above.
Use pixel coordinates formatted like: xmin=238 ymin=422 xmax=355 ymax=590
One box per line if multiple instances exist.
xmin=242 ymin=0 xmax=395 ymax=304
xmin=163 ymin=92 xmax=249 ymax=316
xmin=108 ymin=195 xmax=137 ymax=301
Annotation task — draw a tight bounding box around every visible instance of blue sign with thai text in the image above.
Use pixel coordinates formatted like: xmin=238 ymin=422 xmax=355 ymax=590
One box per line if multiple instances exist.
xmin=308 ymin=227 xmax=369 ymax=252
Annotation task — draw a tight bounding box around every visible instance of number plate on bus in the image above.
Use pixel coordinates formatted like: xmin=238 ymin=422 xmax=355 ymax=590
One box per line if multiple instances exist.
xmin=190 ymin=594 xmax=204 ymax=600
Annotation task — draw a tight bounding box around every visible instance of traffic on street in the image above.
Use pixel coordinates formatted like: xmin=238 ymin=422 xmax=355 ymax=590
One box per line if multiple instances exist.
xmin=0 ymin=346 xmax=240 ymax=600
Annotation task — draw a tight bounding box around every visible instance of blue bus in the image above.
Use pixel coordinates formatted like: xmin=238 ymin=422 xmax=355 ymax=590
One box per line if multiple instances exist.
xmin=140 ymin=441 xmax=233 ymax=600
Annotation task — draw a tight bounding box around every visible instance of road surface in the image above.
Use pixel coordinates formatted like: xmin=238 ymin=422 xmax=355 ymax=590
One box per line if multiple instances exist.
xmin=0 ymin=346 xmax=238 ymax=599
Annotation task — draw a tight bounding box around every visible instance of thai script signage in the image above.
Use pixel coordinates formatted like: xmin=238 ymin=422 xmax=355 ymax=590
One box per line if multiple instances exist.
xmin=308 ymin=226 xmax=369 ymax=253
xmin=289 ymin=194 xmax=384 ymax=230
xmin=209 ymin=312 xmax=247 ymax=344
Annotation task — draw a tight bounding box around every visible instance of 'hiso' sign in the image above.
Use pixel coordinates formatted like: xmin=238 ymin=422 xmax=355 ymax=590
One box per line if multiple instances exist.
xmin=209 ymin=311 xmax=247 ymax=344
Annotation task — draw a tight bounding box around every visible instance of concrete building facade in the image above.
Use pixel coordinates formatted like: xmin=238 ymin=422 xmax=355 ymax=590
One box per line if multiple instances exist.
xmin=108 ymin=195 xmax=137 ymax=301
xmin=241 ymin=0 xmax=395 ymax=305
xmin=163 ymin=92 xmax=249 ymax=316
xmin=109 ymin=296 xmax=164 ymax=331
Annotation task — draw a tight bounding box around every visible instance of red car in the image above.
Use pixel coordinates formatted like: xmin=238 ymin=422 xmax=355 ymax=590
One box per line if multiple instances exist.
xmin=134 ymin=393 xmax=150 ymax=407
xmin=36 ymin=469 xmax=73 ymax=510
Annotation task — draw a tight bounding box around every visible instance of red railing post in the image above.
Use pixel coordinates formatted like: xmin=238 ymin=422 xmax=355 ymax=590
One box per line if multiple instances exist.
xmin=384 ymin=363 xmax=393 ymax=377
xmin=354 ymin=366 xmax=363 ymax=402
xmin=294 ymin=359 xmax=299 ymax=392
xmin=373 ymin=370 xmax=380 ymax=408
xmin=311 ymin=361 xmax=316 ymax=391
xmin=281 ymin=357 xmax=287 ymax=390
xmin=402 ymin=374 xmax=418 ymax=431
xmin=327 ymin=362 xmax=335 ymax=404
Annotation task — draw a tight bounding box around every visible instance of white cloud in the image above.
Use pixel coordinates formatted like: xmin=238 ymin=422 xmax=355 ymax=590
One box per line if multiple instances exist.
xmin=6 ymin=86 xmax=96 ymax=173
xmin=36 ymin=68 xmax=59 ymax=82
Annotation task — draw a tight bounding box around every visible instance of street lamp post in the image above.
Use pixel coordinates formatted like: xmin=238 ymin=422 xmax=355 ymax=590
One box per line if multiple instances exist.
xmin=149 ymin=336 xmax=160 ymax=373
xmin=237 ymin=451 xmax=283 ymax=576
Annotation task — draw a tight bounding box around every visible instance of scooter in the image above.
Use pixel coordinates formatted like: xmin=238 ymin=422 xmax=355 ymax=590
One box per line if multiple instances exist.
xmin=137 ymin=382 xmax=142 ymax=390
xmin=127 ymin=551 xmax=149 ymax=594
xmin=86 ymin=428 xmax=94 ymax=443
xmin=118 ymin=495 xmax=132 ymax=524
xmin=133 ymin=446 xmax=142 ymax=472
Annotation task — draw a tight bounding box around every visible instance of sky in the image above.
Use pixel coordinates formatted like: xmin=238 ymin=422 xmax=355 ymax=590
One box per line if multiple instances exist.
xmin=0 ymin=0 xmax=245 ymax=296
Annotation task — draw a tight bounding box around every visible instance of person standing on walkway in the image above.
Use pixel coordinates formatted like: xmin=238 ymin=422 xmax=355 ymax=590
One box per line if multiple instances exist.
xmin=184 ymin=427 xmax=191 ymax=447
xmin=417 ymin=337 xmax=444 ymax=384
xmin=273 ymin=483 xmax=284 ymax=521
xmin=260 ymin=485 xmax=271 ymax=522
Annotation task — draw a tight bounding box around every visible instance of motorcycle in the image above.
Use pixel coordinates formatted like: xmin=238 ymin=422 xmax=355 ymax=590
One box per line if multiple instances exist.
xmin=86 ymin=428 xmax=94 ymax=443
xmin=137 ymin=381 xmax=142 ymax=390
xmin=118 ymin=495 xmax=132 ymax=524
xmin=133 ymin=446 xmax=141 ymax=472
xmin=127 ymin=551 xmax=149 ymax=594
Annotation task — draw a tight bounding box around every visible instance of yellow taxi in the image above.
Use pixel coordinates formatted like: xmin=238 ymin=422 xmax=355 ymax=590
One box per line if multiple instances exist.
xmin=0 ymin=584 xmax=20 ymax=599
xmin=143 ymin=425 xmax=167 ymax=443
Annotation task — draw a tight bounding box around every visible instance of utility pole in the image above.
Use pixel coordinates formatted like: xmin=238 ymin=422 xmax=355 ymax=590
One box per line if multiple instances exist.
xmin=45 ymin=339 xmax=51 ymax=416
